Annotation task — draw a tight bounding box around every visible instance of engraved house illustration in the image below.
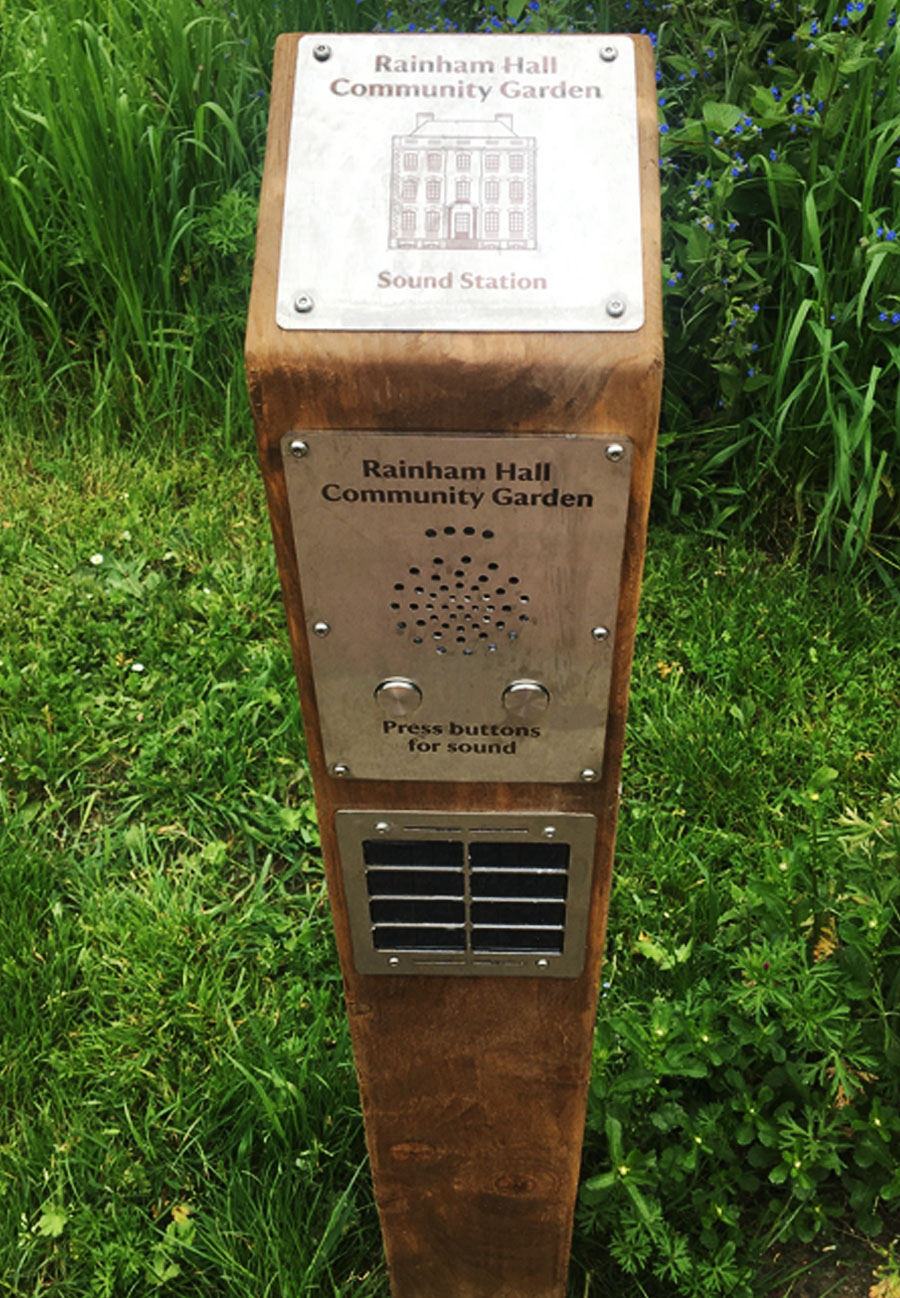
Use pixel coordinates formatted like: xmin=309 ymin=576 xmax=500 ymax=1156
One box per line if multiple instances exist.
xmin=389 ymin=112 xmax=537 ymax=251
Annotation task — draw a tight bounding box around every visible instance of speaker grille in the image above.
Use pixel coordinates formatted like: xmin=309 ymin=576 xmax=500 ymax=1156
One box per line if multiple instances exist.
xmin=363 ymin=838 xmax=568 ymax=955
xmin=388 ymin=525 xmax=533 ymax=656
xmin=338 ymin=812 xmax=595 ymax=977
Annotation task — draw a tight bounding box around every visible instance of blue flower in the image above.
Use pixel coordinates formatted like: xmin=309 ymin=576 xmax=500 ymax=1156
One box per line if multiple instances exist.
xmin=660 ymin=122 xmax=669 ymax=133
xmin=770 ymin=148 xmax=778 ymax=161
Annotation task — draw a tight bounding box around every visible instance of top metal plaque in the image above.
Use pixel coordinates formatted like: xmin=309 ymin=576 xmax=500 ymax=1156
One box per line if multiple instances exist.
xmin=277 ymin=34 xmax=645 ymax=332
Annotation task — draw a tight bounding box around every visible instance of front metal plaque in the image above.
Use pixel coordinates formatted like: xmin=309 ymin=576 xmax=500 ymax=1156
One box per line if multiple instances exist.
xmin=336 ymin=810 xmax=597 ymax=977
xmin=283 ymin=430 xmax=632 ymax=783
xmin=277 ymin=34 xmax=644 ymax=332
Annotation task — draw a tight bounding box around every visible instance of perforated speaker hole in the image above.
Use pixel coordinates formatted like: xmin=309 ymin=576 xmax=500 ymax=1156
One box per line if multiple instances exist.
xmin=389 ymin=526 xmax=534 ymax=654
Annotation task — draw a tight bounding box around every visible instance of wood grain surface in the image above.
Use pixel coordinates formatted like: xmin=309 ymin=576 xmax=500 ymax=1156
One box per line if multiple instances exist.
xmin=246 ymin=32 xmax=662 ymax=1298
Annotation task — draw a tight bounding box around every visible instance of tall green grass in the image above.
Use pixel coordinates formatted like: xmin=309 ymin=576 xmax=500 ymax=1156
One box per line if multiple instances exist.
xmin=0 ymin=0 xmax=376 ymax=435
xmin=650 ymin=0 xmax=900 ymax=573
xmin=0 ymin=0 xmax=897 ymax=559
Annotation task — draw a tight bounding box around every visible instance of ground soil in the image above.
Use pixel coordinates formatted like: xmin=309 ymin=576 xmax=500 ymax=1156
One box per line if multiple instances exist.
xmin=764 ymin=1233 xmax=897 ymax=1298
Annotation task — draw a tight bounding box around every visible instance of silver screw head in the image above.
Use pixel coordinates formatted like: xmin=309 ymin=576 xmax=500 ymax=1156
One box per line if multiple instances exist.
xmin=600 ymin=44 xmax=618 ymax=61
xmin=580 ymin=767 xmax=600 ymax=783
xmin=606 ymin=298 xmax=626 ymax=318
xmin=312 ymin=620 xmax=330 ymax=637
xmin=388 ymin=956 xmax=400 ymax=967
xmin=289 ymin=438 xmax=309 ymax=459
xmin=592 ymin=625 xmax=610 ymax=641
xmin=331 ymin=763 xmax=350 ymax=778
xmin=606 ymin=443 xmax=625 ymax=463
xmin=536 ymin=958 xmax=550 ymax=969
xmin=375 ymin=821 xmax=391 ymax=835
xmin=294 ymin=293 xmax=315 ymax=314
xmin=542 ymin=826 xmax=556 ymax=839
xmin=313 ymin=43 xmax=332 ymax=61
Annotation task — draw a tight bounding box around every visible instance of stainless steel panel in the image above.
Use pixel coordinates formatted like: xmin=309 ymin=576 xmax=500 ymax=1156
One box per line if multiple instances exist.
xmin=277 ymin=34 xmax=644 ymax=332
xmin=336 ymin=810 xmax=596 ymax=977
xmin=283 ymin=430 xmax=632 ymax=783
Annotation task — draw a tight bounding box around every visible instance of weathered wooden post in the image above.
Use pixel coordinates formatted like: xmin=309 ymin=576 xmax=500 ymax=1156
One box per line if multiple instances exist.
xmin=246 ymin=32 xmax=661 ymax=1298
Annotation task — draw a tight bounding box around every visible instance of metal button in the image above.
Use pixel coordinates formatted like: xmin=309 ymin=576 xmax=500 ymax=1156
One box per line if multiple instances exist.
xmin=502 ymin=680 xmax=551 ymax=723
xmin=375 ymin=677 xmax=423 ymax=719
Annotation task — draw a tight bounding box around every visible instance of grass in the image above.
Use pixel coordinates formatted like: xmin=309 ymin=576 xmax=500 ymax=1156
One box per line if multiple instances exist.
xmin=1 ymin=0 xmax=899 ymax=565
xmin=0 ymin=429 xmax=381 ymax=1296
xmin=650 ymin=0 xmax=900 ymax=571
xmin=1 ymin=424 xmax=898 ymax=1295
xmin=0 ymin=0 xmax=379 ymax=438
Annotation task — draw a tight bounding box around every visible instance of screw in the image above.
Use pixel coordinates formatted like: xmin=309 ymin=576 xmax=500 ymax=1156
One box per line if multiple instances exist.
xmin=580 ymin=768 xmax=599 ymax=783
xmin=606 ymin=443 xmax=625 ymax=463
xmin=289 ymin=438 xmax=309 ymax=460
xmin=313 ymin=620 xmax=330 ymax=637
xmin=606 ymin=298 xmax=626 ymax=318
xmin=536 ymin=958 xmax=550 ymax=969
xmin=294 ymin=293 xmax=315 ymax=314
xmin=388 ymin=956 xmax=400 ymax=967
xmin=543 ymin=826 xmax=556 ymax=839
xmin=375 ymin=821 xmax=391 ymax=835
xmin=592 ymin=625 xmax=610 ymax=641
xmin=313 ymin=43 xmax=332 ymax=61
xmin=600 ymin=44 xmax=618 ymax=61
xmin=332 ymin=763 xmax=350 ymax=778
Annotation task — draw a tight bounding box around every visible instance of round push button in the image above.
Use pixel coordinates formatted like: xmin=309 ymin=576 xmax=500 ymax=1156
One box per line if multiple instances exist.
xmin=502 ymin=680 xmax=551 ymax=723
xmin=375 ymin=677 xmax=423 ymax=719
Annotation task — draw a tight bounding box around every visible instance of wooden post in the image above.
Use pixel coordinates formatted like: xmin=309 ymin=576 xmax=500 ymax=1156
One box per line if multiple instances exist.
xmin=246 ymin=33 xmax=661 ymax=1298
